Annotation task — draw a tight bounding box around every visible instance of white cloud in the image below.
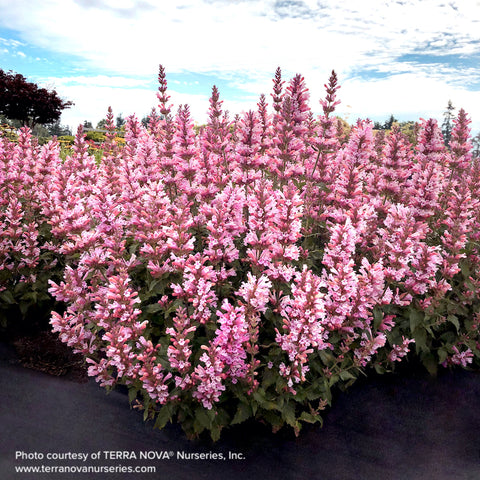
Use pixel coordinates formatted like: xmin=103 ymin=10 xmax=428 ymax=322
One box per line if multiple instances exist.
xmin=0 ymin=36 xmax=26 ymax=48
xmin=51 ymin=81 xmax=212 ymax=130
xmin=339 ymin=73 xmax=480 ymax=132
xmin=0 ymin=0 xmax=479 ymax=132
xmin=51 ymin=69 xmax=480 ymax=136
xmin=48 ymin=75 xmax=151 ymax=89
xmin=1 ymin=0 xmax=477 ymax=78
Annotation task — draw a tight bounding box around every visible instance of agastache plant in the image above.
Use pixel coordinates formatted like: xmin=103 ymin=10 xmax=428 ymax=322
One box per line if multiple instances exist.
xmin=2 ymin=64 xmax=480 ymax=441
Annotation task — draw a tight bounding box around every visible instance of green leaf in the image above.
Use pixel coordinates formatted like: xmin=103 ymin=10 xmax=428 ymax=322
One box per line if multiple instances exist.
xmin=145 ymin=303 xmax=162 ymax=314
xmin=210 ymin=425 xmax=222 ymax=442
xmin=215 ymin=408 xmax=230 ymax=426
xmin=154 ymin=405 xmax=173 ymax=430
xmin=304 ymin=385 xmax=321 ymax=401
xmin=373 ymin=306 xmax=384 ymax=331
xmin=328 ymin=374 xmax=339 ymax=387
xmin=438 ymin=347 xmax=449 ymax=364
xmin=262 ymin=410 xmax=283 ymax=431
xmin=322 ymin=380 xmax=333 ymax=404
xmin=21 ymin=291 xmax=38 ymax=303
xmin=0 ymin=290 xmax=16 ymax=305
xmin=128 ymin=388 xmax=138 ymax=404
xmin=299 ymin=411 xmax=320 ymax=424
xmin=460 ymin=261 xmax=471 ymax=277
xmin=261 ymin=367 xmax=277 ymax=388
xmin=147 ymin=279 xmax=161 ymax=293
xmin=464 ymin=278 xmax=476 ymax=292
xmin=413 ymin=328 xmax=427 ymax=353
xmin=195 ymin=407 xmax=213 ymax=430
xmin=447 ymin=314 xmax=460 ymax=333
xmin=252 ymin=388 xmax=267 ymax=405
xmin=14 ymin=282 xmax=28 ymax=296
xmin=421 ymin=352 xmax=438 ymax=377
xmin=409 ymin=309 xmax=424 ymax=334
xmin=164 ymin=299 xmax=182 ymax=317
xmin=231 ymin=403 xmax=252 ymax=425
xmin=319 ymin=350 xmax=335 ymax=365
xmin=339 ymin=370 xmax=356 ymax=381
xmin=282 ymin=402 xmax=296 ymax=427
xmin=309 ymin=358 xmax=325 ymax=375
xmin=439 ymin=331 xmax=456 ymax=344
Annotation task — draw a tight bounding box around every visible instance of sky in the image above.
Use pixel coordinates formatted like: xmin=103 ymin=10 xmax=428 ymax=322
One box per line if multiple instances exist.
xmin=0 ymin=0 xmax=479 ymax=134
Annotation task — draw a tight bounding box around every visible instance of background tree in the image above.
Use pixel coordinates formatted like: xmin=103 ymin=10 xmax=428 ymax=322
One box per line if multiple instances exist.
xmin=442 ymin=100 xmax=455 ymax=146
xmin=383 ymin=114 xmax=397 ymax=130
xmin=141 ymin=114 xmax=150 ymax=127
xmin=0 ymin=69 xmax=73 ymax=130
xmin=48 ymin=120 xmax=72 ymax=136
xmin=374 ymin=114 xmax=398 ymax=131
xmin=472 ymin=132 xmax=480 ymax=159
xmin=96 ymin=119 xmax=107 ymax=129
xmin=116 ymin=113 xmax=125 ymax=129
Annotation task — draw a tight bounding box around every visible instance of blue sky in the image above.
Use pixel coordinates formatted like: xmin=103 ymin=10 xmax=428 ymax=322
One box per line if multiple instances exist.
xmin=1 ymin=0 xmax=479 ymax=134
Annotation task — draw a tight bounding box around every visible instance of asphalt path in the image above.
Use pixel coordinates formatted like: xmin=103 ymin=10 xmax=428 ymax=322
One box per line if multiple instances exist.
xmin=1 ymin=341 xmax=480 ymax=480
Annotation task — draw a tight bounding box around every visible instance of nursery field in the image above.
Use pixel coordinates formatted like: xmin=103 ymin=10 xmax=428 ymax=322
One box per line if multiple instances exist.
xmin=1 ymin=65 xmax=480 ymax=442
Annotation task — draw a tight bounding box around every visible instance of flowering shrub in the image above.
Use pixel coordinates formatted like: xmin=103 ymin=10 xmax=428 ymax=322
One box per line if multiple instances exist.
xmin=2 ymin=65 xmax=480 ymax=440
xmin=0 ymin=128 xmax=65 ymax=331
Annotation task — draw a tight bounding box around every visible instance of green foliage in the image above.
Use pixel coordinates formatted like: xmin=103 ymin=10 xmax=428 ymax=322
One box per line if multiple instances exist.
xmin=0 ymin=122 xmax=18 ymax=142
xmin=85 ymin=131 xmax=106 ymax=143
xmin=48 ymin=121 xmax=72 ymax=137
xmin=57 ymin=135 xmax=75 ymax=145
xmin=0 ymin=224 xmax=65 ymax=336
xmin=398 ymin=121 xmax=420 ymax=145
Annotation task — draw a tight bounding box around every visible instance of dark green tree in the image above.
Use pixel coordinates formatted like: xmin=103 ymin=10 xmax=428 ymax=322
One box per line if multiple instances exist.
xmin=374 ymin=115 xmax=398 ymax=131
xmin=96 ymin=119 xmax=107 ymax=129
xmin=442 ymin=100 xmax=455 ymax=146
xmin=116 ymin=113 xmax=125 ymax=129
xmin=383 ymin=114 xmax=397 ymax=130
xmin=47 ymin=120 xmax=72 ymax=136
xmin=472 ymin=132 xmax=480 ymax=159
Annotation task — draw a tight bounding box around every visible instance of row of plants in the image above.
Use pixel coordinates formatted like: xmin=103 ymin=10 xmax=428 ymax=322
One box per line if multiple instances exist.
xmin=56 ymin=128 xmax=125 ymax=162
xmin=1 ymin=66 xmax=479 ymax=441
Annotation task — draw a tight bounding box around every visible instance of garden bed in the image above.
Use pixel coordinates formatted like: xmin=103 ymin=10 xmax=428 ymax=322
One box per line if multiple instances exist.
xmin=11 ymin=331 xmax=88 ymax=382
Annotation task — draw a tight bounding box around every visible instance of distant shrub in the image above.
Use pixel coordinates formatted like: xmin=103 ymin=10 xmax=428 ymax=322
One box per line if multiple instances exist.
xmin=85 ymin=131 xmax=105 ymax=144
xmin=57 ymin=135 xmax=75 ymax=145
